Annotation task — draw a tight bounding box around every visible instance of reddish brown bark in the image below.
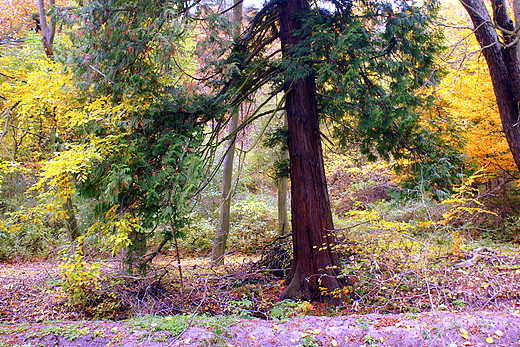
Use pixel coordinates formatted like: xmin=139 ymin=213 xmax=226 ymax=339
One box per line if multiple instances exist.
xmin=278 ymin=0 xmax=347 ymax=303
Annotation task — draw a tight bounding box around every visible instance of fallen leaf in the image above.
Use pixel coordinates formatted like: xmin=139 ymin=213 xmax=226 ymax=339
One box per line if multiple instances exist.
xmin=460 ymin=328 xmax=469 ymax=339
xmin=494 ymin=330 xmax=503 ymax=337
xmin=486 ymin=337 xmax=494 ymax=344
xmin=307 ymin=329 xmax=321 ymax=335
xmin=331 ymin=340 xmax=338 ymax=346
xmin=273 ymin=324 xmax=279 ymax=330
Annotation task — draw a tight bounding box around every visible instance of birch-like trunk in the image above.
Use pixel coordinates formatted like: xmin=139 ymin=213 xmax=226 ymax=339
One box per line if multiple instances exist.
xmin=211 ymin=108 xmax=239 ymax=266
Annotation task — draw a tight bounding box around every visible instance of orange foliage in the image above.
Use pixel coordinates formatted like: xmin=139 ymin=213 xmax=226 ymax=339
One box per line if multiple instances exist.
xmin=441 ymin=59 xmax=517 ymax=176
xmin=0 ymin=0 xmax=68 ymax=39
xmin=436 ymin=0 xmax=517 ymax=176
xmin=0 ymin=0 xmax=38 ymax=38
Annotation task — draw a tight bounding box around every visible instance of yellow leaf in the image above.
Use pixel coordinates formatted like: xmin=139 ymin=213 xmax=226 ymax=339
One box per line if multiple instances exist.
xmin=307 ymin=329 xmax=321 ymax=335
xmin=486 ymin=337 xmax=494 ymax=344
xmin=273 ymin=324 xmax=279 ymax=330
xmin=460 ymin=328 xmax=469 ymax=339
xmin=331 ymin=340 xmax=338 ymax=347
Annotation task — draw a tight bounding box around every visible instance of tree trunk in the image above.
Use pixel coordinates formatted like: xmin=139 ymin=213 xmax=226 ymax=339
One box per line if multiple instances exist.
xmin=211 ymin=108 xmax=238 ymax=267
xmin=49 ymin=127 xmax=81 ymax=245
xmin=460 ymin=0 xmax=520 ymax=170
xmin=278 ymin=0 xmax=346 ymax=303
xmin=277 ymin=113 xmax=289 ymax=237
xmin=62 ymin=196 xmax=80 ymax=242
xmin=211 ymin=0 xmax=243 ymax=267
xmin=37 ymin=0 xmax=55 ymax=57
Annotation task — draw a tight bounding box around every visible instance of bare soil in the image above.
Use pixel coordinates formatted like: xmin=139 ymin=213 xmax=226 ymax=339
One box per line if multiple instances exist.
xmin=1 ymin=311 xmax=520 ymax=346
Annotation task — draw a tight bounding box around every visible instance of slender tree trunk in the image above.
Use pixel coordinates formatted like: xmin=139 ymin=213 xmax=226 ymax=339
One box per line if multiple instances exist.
xmin=38 ymin=0 xmax=81 ymax=247
xmin=277 ymin=113 xmax=289 ymax=237
xmin=62 ymin=196 xmax=80 ymax=241
xmin=37 ymin=0 xmax=55 ymax=57
xmin=278 ymin=0 xmax=346 ymax=303
xmin=211 ymin=108 xmax=238 ymax=266
xmin=49 ymin=127 xmax=81 ymax=244
xmin=460 ymin=0 xmax=520 ymax=170
xmin=211 ymin=0 xmax=243 ymax=267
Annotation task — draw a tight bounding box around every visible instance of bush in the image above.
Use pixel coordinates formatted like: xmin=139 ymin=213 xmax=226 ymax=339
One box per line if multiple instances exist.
xmin=176 ymin=194 xmax=278 ymax=255
xmin=0 ymin=218 xmax=64 ymax=260
xmin=177 ymin=216 xmax=215 ymax=255
xmin=229 ymin=195 xmax=278 ymax=253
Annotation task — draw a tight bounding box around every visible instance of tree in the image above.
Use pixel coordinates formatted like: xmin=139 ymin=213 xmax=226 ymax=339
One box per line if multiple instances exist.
xmin=36 ymin=0 xmax=80 ymax=243
xmin=459 ymin=0 xmax=520 ymax=170
xmin=277 ymin=113 xmax=289 ymax=237
xmin=211 ymin=0 xmax=244 ymax=267
xmin=37 ymin=0 xmax=56 ymax=57
xmin=277 ymin=0 xmax=345 ymax=302
xmin=0 ymin=43 xmax=86 ymax=245
xmin=215 ymin=0 xmax=450 ymax=302
xmin=65 ymin=0 xmax=214 ymax=272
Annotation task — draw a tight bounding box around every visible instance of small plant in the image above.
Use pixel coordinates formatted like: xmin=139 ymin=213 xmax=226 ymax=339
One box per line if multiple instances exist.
xmin=421 ymin=328 xmax=430 ymax=340
xmin=269 ymin=300 xmax=300 ymax=320
xmin=356 ymin=318 xmax=373 ymax=331
xmin=58 ymin=253 xmax=102 ymax=304
xmin=128 ymin=315 xmax=189 ymax=336
xmin=297 ymin=335 xmax=320 ymax=347
xmin=452 ymin=299 xmax=467 ymax=308
xmin=364 ymin=334 xmax=380 ymax=347
xmin=449 ymin=321 xmax=461 ymax=329
xmin=194 ymin=314 xmax=235 ymax=345
xmin=226 ymin=298 xmax=254 ymax=318
xmin=405 ymin=313 xmax=419 ymax=320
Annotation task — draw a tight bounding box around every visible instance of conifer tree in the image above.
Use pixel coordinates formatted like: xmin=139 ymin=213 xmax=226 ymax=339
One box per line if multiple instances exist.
xmin=217 ymin=0 xmax=451 ymax=301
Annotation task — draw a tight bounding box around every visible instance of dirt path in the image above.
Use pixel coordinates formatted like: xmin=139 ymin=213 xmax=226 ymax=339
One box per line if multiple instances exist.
xmin=1 ymin=311 xmax=520 ymax=346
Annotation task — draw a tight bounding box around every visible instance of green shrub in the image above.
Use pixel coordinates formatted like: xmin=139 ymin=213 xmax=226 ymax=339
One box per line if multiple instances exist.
xmin=229 ymin=195 xmax=277 ymax=252
xmin=177 ymin=216 xmax=215 ymax=254
xmin=0 ymin=220 xmax=63 ymax=260
xmin=176 ymin=194 xmax=278 ymax=255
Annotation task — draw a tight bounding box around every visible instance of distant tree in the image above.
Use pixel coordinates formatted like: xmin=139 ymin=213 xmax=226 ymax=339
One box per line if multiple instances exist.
xmin=211 ymin=0 xmax=244 ymax=267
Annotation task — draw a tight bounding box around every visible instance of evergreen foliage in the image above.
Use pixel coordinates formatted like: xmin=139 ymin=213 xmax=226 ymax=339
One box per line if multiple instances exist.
xmin=60 ymin=0 xmax=217 ymax=271
xmin=216 ymin=0 xmax=466 ymax=194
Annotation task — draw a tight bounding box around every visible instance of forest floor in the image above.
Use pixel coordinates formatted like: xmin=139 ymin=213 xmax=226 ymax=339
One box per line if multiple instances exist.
xmin=0 ymin=250 xmax=520 ymax=347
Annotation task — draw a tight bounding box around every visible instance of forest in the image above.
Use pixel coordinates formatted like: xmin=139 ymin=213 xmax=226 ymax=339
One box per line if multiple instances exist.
xmin=1 ymin=0 xmax=520 ymax=345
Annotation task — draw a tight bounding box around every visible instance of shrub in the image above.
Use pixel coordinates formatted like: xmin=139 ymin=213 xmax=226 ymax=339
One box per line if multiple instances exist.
xmin=228 ymin=195 xmax=277 ymax=253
